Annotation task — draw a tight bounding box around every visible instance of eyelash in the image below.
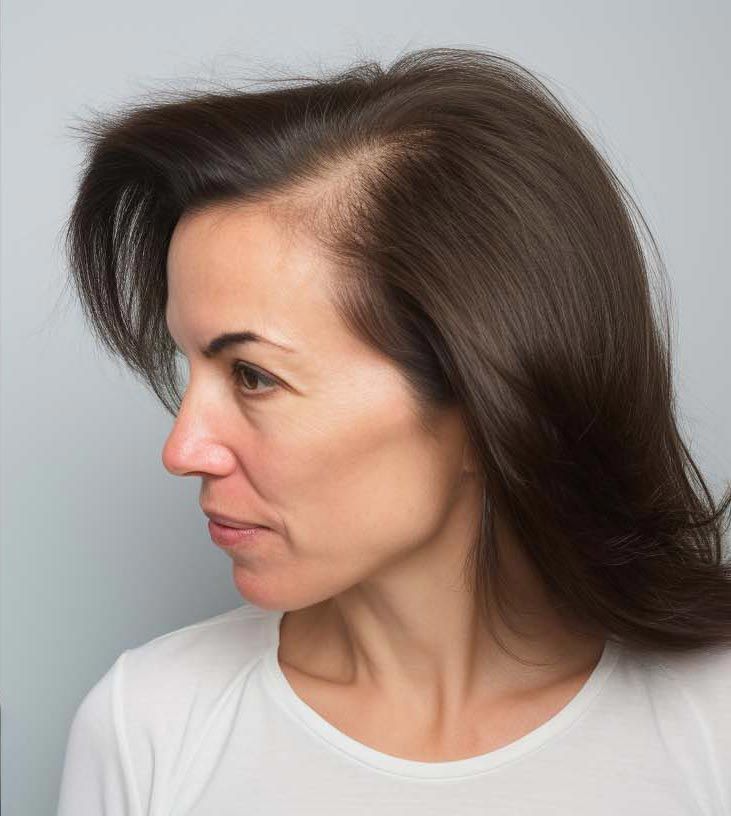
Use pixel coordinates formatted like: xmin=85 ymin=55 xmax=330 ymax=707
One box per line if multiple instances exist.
xmin=230 ymin=361 xmax=279 ymax=398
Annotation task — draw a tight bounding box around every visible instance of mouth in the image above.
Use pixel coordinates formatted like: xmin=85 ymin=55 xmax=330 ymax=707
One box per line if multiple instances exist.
xmin=202 ymin=509 xmax=268 ymax=530
xmin=207 ymin=518 xmax=270 ymax=548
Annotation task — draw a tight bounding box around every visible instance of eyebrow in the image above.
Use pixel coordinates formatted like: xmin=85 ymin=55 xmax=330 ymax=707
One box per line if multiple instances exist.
xmin=200 ymin=331 xmax=295 ymax=358
xmin=167 ymin=326 xmax=295 ymax=358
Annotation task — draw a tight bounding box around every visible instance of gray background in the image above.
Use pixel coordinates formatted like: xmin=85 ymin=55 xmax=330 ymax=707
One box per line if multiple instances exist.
xmin=2 ymin=1 xmax=730 ymax=812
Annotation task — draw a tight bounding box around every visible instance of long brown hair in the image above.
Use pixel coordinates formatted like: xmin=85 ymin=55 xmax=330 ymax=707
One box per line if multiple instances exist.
xmin=62 ymin=47 xmax=731 ymax=660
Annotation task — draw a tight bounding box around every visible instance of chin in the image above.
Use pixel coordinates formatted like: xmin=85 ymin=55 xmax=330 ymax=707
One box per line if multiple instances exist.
xmin=231 ymin=564 xmax=335 ymax=613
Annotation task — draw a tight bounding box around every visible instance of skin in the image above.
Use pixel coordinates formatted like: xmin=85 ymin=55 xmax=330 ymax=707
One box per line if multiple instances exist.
xmin=162 ymin=200 xmax=606 ymax=758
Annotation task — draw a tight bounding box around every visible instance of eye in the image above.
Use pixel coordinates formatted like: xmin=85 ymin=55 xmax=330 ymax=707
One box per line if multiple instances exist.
xmin=230 ymin=361 xmax=279 ymax=398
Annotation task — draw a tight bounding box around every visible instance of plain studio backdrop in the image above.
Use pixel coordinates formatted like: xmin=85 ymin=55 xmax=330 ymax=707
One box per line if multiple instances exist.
xmin=1 ymin=1 xmax=730 ymax=813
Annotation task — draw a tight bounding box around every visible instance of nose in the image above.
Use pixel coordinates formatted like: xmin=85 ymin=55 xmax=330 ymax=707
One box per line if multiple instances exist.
xmin=161 ymin=388 xmax=236 ymax=478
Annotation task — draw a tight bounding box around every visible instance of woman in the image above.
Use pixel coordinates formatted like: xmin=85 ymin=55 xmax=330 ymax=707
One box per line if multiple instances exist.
xmin=57 ymin=47 xmax=731 ymax=814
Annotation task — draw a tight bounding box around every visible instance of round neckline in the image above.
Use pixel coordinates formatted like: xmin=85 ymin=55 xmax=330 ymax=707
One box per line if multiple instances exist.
xmin=262 ymin=607 xmax=623 ymax=779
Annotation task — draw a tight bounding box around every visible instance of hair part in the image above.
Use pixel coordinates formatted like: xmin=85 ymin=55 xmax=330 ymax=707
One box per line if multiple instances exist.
xmin=62 ymin=46 xmax=731 ymax=663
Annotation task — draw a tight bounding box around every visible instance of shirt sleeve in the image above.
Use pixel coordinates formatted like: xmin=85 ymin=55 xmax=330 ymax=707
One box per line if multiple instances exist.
xmin=56 ymin=650 xmax=142 ymax=816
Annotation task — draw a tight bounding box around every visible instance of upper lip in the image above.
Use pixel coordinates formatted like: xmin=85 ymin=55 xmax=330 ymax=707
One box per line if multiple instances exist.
xmin=202 ymin=508 xmax=267 ymax=529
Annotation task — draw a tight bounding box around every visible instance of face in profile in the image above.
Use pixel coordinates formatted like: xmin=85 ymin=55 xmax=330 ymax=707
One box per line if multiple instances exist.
xmin=162 ymin=201 xmax=480 ymax=612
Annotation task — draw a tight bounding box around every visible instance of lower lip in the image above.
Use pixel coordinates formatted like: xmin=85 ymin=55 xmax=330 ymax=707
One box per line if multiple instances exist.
xmin=208 ymin=520 xmax=270 ymax=548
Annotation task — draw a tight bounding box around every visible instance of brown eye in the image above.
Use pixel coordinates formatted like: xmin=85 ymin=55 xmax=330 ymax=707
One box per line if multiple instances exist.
xmin=230 ymin=361 xmax=278 ymax=397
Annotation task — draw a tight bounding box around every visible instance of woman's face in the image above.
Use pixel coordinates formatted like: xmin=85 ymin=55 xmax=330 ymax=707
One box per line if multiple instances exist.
xmin=163 ymin=202 xmax=478 ymax=611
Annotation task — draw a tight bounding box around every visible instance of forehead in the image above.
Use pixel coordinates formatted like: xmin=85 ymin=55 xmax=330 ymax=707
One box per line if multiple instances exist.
xmin=165 ymin=202 xmax=339 ymax=353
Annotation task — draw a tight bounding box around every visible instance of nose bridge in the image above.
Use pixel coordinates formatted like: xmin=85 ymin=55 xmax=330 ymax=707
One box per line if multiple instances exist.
xmin=172 ymin=356 xmax=225 ymax=434
xmin=162 ymin=372 xmax=231 ymax=476
xmin=169 ymin=383 xmax=201 ymax=446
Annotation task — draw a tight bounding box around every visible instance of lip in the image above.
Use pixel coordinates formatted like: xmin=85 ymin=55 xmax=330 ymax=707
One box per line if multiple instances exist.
xmin=202 ymin=509 xmax=268 ymax=530
xmin=208 ymin=519 xmax=270 ymax=548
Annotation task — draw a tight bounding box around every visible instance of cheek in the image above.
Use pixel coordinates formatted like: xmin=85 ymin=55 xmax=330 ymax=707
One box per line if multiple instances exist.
xmin=258 ymin=391 xmax=461 ymax=564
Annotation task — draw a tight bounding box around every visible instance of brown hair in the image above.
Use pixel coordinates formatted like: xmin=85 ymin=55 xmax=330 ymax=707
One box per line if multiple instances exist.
xmin=62 ymin=47 xmax=731 ymax=661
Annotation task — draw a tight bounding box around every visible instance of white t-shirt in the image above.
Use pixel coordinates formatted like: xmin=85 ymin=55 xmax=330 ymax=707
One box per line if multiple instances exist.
xmin=56 ymin=603 xmax=731 ymax=815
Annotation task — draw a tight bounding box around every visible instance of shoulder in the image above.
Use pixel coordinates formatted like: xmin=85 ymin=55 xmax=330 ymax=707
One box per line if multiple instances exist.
xmin=58 ymin=603 xmax=279 ymax=813
xmin=119 ymin=602 xmax=278 ymax=724
xmin=630 ymin=640 xmax=731 ymax=705
xmin=118 ymin=604 xmax=279 ymax=800
xmin=618 ymin=639 xmax=731 ymax=722
xmin=122 ymin=602 xmax=276 ymax=679
xmin=73 ymin=602 xmax=278 ymax=738
xmin=69 ymin=603 xmax=277 ymax=726
xmin=620 ymin=640 xmax=731 ymax=811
